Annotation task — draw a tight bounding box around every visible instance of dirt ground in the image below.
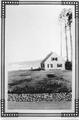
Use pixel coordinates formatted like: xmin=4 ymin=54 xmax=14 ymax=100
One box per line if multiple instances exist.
xmin=8 ymin=100 xmax=71 ymax=110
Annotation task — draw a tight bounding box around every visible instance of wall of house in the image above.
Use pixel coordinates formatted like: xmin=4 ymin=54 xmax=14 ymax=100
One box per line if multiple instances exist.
xmin=44 ymin=53 xmax=65 ymax=70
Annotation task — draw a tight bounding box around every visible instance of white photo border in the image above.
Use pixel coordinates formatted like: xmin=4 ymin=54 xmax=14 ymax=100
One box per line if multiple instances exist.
xmin=1 ymin=0 xmax=79 ymax=117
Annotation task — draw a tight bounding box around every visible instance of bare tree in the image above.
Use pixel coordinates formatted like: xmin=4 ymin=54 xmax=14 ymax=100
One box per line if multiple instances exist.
xmin=59 ymin=8 xmax=69 ymax=61
xmin=66 ymin=9 xmax=72 ymax=62
xmin=59 ymin=15 xmax=62 ymax=56
xmin=59 ymin=8 xmax=72 ymax=62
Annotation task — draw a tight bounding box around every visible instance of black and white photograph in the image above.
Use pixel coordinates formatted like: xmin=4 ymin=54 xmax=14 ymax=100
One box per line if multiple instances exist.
xmin=1 ymin=0 xmax=79 ymax=118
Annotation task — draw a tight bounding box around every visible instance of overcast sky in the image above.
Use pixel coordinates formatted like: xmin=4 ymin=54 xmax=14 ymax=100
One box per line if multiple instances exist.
xmin=5 ymin=5 xmax=75 ymax=63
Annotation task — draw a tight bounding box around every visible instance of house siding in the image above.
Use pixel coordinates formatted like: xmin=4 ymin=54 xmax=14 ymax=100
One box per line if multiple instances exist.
xmin=41 ymin=53 xmax=65 ymax=70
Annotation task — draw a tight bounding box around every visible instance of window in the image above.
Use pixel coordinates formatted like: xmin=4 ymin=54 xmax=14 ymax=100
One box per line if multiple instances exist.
xmin=57 ymin=64 xmax=62 ymax=67
xmin=50 ymin=64 xmax=53 ymax=68
xmin=51 ymin=57 xmax=58 ymax=61
xmin=55 ymin=57 xmax=58 ymax=61
xmin=47 ymin=64 xmax=49 ymax=68
xmin=51 ymin=58 xmax=54 ymax=61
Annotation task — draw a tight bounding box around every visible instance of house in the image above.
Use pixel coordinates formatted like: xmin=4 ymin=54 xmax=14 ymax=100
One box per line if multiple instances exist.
xmin=40 ymin=52 xmax=65 ymax=70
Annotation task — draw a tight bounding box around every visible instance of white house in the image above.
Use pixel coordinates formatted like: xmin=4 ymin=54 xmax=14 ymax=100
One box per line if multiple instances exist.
xmin=41 ymin=52 xmax=65 ymax=70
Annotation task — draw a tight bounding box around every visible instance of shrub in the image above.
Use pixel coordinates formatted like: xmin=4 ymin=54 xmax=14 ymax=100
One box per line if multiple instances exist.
xmin=8 ymin=81 xmax=71 ymax=94
xmin=65 ymin=61 xmax=72 ymax=70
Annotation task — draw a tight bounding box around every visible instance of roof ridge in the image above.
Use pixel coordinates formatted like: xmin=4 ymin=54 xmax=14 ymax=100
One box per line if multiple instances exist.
xmin=41 ymin=52 xmax=53 ymax=63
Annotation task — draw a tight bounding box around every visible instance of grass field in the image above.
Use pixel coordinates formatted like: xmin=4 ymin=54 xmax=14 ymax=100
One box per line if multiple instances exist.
xmin=8 ymin=69 xmax=72 ymax=110
xmin=8 ymin=69 xmax=72 ymax=93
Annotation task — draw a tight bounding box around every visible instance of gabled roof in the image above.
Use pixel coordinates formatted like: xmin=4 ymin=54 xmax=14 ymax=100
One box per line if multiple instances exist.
xmin=41 ymin=52 xmax=53 ymax=64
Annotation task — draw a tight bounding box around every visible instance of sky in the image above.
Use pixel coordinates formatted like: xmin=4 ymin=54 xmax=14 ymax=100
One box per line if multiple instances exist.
xmin=5 ymin=5 xmax=75 ymax=63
